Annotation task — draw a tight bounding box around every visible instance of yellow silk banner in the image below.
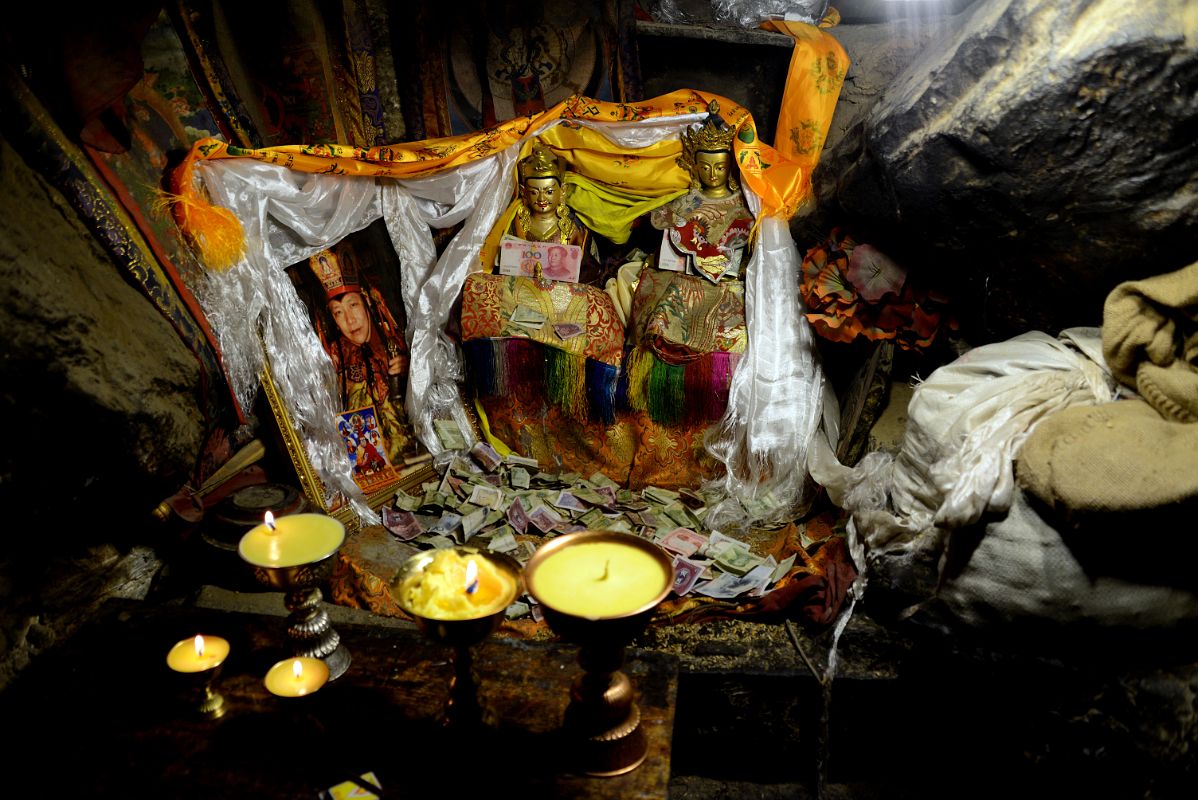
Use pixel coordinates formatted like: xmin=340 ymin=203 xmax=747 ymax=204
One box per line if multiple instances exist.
xmin=169 ymin=23 xmax=847 ymax=270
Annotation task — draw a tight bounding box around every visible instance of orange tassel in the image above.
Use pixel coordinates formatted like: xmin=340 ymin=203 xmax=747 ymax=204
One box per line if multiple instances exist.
xmin=154 ymin=150 xmax=247 ymax=271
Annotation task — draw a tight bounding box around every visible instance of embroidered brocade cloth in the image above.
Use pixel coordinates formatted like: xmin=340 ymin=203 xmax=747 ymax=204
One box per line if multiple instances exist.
xmin=625 ymin=266 xmax=747 ymax=425
xmin=630 ymin=267 xmax=747 ymax=362
xmin=460 ymin=273 xmax=624 ymax=365
xmin=652 ymin=190 xmax=755 ymax=283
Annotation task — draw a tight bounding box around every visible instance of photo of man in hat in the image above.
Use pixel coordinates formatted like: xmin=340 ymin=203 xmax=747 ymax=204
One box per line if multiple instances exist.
xmin=303 ymin=237 xmax=418 ymax=482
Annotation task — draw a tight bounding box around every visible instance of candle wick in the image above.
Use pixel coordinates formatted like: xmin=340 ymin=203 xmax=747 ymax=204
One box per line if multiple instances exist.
xmin=466 ymin=578 xmax=479 ymax=594
xmin=599 ymin=559 xmax=610 ymax=581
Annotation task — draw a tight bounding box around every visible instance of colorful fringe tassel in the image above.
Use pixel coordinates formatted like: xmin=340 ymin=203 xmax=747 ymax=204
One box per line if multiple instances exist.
xmin=463 ymin=338 xmax=617 ymax=424
xmin=623 ymin=346 xmax=740 ymax=425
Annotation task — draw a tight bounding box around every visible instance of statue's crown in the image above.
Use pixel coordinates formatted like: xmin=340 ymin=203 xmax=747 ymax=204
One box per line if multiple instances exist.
xmin=682 ymin=100 xmax=736 ymax=154
xmin=518 ymin=140 xmax=565 ymax=183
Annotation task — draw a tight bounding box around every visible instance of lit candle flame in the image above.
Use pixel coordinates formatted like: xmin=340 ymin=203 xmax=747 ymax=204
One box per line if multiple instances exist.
xmin=194 ymin=634 xmax=205 ymax=657
xmin=464 ymin=559 xmax=479 ymax=594
xmin=265 ymin=510 xmax=277 ymax=531
xmin=292 ymin=659 xmax=303 ymax=680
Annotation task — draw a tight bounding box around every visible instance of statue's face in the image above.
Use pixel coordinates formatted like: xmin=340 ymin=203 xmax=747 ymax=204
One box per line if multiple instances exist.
xmin=522 ymin=176 xmax=561 ymax=215
xmin=696 ymin=150 xmax=732 ymax=191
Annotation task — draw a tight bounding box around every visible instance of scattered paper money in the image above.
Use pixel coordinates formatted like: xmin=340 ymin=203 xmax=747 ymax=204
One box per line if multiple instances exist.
xmin=510 ymin=305 xmax=547 ymax=330
xmin=554 ymin=323 xmax=583 ymax=340
xmin=488 ymin=529 xmax=518 ymax=553
xmin=713 ymin=544 xmax=763 ymax=577
xmin=770 ymin=553 xmax=797 ymax=586
xmin=695 ymin=570 xmax=762 ymax=599
xmin=507 ymin=497 xmax=530 ymax=534
xmin=506 ymin=454 xmax=539 ymax=468
xmin=671 ymin=556 xmax=705 ymax=596
xmin=392 ymin=491 xmax=421 ymax=512
xmin=427 ymin=512 xmax=462 ymax=537
xmin=552 ymin=491 xmax=589 ymax=512
xmin=468 ymin=484 xmax=504 ymax=510
xmin=510 ymin=466 xmax=530 ymax=490
xmin=460 ymin=507 xmax=488 ymax=539
xmin=660 ymin=527 xmax=708 ymax=558
xmin=381 ymin=458 xmax=797 ymax=615
xmin=382 ymin=507 xmax=423 ymax=541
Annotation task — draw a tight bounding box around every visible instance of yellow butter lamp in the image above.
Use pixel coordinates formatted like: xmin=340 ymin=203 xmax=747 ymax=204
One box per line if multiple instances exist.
xmin=391 ymin=546 xmax=522 ymax=728
xmin=264 ymin=657 xmax=330 ymax=698
xmin=524 ymin=530 xmax=674 ymax=777
xmin=165 ymin=634 xmax=230 ymax=719
xmin=238 ymin=512 xmax=351 ymax=681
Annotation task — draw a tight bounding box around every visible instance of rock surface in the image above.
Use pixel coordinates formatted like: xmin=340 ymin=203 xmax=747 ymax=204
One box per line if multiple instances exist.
xmin=0 ymin=137 xmax=201 ymax=689
xmin=813 ymin=0 xmax=1198 ymax=341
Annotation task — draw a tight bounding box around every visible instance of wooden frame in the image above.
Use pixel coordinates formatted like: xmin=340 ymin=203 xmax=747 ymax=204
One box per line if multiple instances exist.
xmin=259 ymin=342 xmax=435 ymax=529
xmin=261 ymin=219 xmax=437 ymax=528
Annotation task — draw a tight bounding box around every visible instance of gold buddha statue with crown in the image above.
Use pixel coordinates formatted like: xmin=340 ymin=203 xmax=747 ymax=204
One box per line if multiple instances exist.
xmin=651 ymin=101 xmax=754 ymax=284
xmin=505 ymin=139 xmax=602 ymax=285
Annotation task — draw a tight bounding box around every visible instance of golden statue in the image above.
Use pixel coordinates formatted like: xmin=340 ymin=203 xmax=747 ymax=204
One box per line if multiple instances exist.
xmin=652 ymin=101 xmax=754 ymax=283
xmin=501 ymin=138 xmax=605 ymax=285
xmin=513 ymin=140 xmax=584 ymax=247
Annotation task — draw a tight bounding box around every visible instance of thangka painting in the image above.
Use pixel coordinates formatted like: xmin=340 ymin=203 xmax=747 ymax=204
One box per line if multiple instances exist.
xmin=415 ymin=0 xmax=641 ymax=137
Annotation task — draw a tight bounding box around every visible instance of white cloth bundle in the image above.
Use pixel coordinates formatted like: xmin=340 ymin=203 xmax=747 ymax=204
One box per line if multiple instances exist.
xmin=808 ymin=328 xmax=1121 ymax=617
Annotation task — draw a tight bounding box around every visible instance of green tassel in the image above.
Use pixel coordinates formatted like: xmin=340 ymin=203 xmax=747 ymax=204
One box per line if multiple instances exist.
xmin=546 ymin=348 xmax=587 ymax=419
xmin=647 ymin=356 xmax=685 ymax=425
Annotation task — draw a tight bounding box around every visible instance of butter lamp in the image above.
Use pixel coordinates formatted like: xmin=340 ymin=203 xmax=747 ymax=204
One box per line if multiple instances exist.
xmin=239 ymin=512 xmax=351 ymax=680
xmin=523 ymin=530 xmax=673 ymax=776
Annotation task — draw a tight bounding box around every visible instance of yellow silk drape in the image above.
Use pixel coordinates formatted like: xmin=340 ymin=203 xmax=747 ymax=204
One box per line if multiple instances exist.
xmin=168 ymin=23 xmax=847 ymax=271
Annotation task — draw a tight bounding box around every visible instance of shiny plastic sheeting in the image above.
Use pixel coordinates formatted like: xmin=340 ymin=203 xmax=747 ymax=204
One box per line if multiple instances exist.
xmin=713 ymin=0 xmax=830 ymax=27
xmin=190 ymin=113 xmax=826 ymax=528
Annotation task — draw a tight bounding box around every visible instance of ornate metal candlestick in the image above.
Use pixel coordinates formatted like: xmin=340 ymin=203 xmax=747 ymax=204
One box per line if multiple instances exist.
xmin=523 ymin=530 xmax=673 ymax=776
xmin=166 ymin=634 xmax=230 ymax=719
xmin=390 ymin=546 xmax=521 ymax=728
xmin=239 ymin=512 xmax=351 ymax=681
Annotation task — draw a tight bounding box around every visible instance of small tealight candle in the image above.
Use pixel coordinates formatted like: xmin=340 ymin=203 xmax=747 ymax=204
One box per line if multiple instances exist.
xmin=239 ymin=511 xmax=345 ymax=568
xmin=528 ymin=538 xmax=671 ymax=619
xmin=264 ymin=657 xmax=329 ymax=697
xmin=166 ymin=634 xmax=230 ymax=673
xmin=396 ymin=548 xmax=518 ymax=621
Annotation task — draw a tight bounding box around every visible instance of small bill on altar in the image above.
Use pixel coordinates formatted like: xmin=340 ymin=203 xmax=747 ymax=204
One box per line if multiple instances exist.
xmin=498 ymin=234 xmax=582 ymax=283
xmin=510 ymin=305 xmax=547 ymax=330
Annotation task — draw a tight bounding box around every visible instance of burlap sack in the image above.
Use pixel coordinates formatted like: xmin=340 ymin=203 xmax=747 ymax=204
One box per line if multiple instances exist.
xmin=1103 ymin=261 xmax=1198 ymax=423
xmin=1015 ymin=397 xmax=1198 ymax=523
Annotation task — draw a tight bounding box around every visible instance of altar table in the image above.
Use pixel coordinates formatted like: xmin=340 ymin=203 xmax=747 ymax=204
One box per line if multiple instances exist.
xmin=0 ymin=598 xmax=678 ymax=799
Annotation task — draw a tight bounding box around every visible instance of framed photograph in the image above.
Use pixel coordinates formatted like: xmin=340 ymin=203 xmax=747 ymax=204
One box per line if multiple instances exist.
xmin=268 ymin=219 xmax=434 ymax=524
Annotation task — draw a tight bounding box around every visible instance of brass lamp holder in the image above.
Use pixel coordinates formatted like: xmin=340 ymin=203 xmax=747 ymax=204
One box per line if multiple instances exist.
xmin=523 ymin=530 xmax=673 ymax=777
xmin=251 ymin=554 xmax=351 ymax=681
